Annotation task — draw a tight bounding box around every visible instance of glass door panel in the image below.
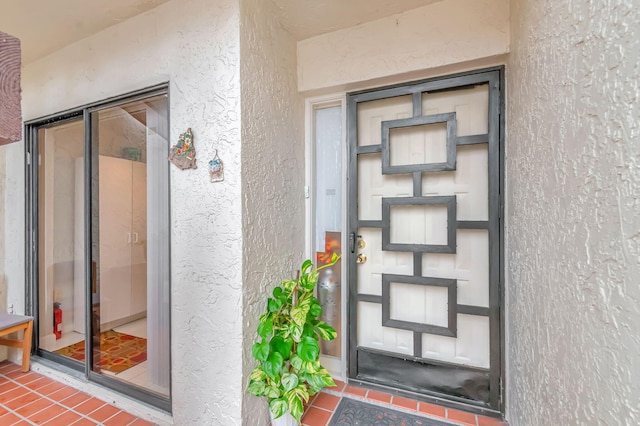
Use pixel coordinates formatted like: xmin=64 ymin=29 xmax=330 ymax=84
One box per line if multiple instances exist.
xmin=92 ymin=95 xmax=170 ymax=397
xmin=36 ymin=119 xmax=86 ymax=363
xmin=312 ymin=105 xmax=343 ymax=367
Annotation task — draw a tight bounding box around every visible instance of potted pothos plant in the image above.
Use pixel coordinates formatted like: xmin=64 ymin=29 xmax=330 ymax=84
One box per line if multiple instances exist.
xmin=248 ymin=255 xmax=340 ymax=425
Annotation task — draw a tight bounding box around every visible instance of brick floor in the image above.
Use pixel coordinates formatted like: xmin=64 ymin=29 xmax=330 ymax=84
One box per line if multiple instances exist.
xmin=297 ymin=379 xmax=508 ymax=426
xmin=1 ymin=360 xmax=506 ymax=426
xmin=0 ymin=361 xmax=156 ymax=425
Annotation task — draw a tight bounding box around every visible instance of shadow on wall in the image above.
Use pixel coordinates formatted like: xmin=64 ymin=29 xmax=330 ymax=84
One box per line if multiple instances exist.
xmin=0 ymin=276 xmax=8 ymax=361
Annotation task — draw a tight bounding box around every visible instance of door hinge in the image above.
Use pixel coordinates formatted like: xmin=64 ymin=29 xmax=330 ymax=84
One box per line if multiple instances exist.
xmin=499 ymin=377 xmax=504 ymax=405
xmin=26 ymin=152 xmax=31 ymax=165
xmin=304 ymin=185 xmax=310 ymax=199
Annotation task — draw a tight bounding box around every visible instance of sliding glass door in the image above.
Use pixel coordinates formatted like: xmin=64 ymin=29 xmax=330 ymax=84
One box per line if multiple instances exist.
xmin=36 ymin=118 xmax=85 ymax=359
xmin=27 ymin=86 xmax=171 ymax=410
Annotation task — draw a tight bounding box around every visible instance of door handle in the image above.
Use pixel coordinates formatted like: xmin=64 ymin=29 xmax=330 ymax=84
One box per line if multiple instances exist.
xmin=127 ymin=233 xmax=131 ymax=244
xmin=356 ymin=254 xmax=367 ymax=264
xmin=133 ymin=232 xmax=139 ymax=243
xmin=350 ymin=233 xmax=363 ymax=254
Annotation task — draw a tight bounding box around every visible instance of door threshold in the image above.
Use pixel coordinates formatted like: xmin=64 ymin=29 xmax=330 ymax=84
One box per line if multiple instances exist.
xmin=29 ymin=357 xmax=173 ymax=425
xmin=343 ymin=378 xmax=503 ymax=420
xmin=307 ymin=379 xmax=506 ymax=426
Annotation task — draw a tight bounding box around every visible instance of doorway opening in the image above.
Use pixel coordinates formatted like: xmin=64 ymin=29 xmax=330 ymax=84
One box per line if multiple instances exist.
xmin=25 ymin=85 xmax=171 ymax=411
xmin=345 ymin=67 xmax=504 ymax=415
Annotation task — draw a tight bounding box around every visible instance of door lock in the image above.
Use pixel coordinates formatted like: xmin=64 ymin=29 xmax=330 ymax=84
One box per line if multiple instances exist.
xmin=356 ymin=253 xmax=367 ymax=264
xmin=357 ymin=238 xmax=366 ymax=249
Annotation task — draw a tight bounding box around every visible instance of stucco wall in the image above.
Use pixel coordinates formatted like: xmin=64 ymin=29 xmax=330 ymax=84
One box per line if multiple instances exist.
xmin=506 ymin=1 xmax=640 ymax=424
xmin=297 ymin=0 xmax=510 ymax=92
xmin=239 ymin=0 xmax=305 ymax=424
xmin=8 ymin=0 xmax=244 ymax=424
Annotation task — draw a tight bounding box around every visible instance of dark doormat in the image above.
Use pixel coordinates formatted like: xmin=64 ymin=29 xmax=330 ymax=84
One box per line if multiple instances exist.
xmin=329 ymin=398 xmax=451 ymax=426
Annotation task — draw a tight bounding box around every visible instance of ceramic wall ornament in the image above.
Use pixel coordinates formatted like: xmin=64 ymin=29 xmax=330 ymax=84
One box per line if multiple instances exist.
xmin=209 ymin=150 xmax=224 ymax=182
xmin=169 ymin=128 xmax=197 ymax=170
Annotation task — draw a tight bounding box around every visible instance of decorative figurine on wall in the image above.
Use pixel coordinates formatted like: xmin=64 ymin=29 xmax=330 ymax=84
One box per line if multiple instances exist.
xmin=209 ymin=149 xmax=224 ymax=182
xmin=169 ymin=128 xmax=197 ymax=170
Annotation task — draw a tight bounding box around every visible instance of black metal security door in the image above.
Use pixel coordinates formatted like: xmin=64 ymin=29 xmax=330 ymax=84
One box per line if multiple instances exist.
xmin=347 ymin=68 xmax=504 ymax=413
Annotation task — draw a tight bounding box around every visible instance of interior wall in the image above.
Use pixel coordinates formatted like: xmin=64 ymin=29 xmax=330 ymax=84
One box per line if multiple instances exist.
xmin=506 ymin=1 xmax=640 ymax=424
xmin=0 ymin=146 xmax=6 ymax=360
xmin=6 ymin=0 xmax=244 ymax=424
xmin=297 ymin=0 xmax=509 ymax=93
xmin=239 ymin=0 xmax=305 ymax=423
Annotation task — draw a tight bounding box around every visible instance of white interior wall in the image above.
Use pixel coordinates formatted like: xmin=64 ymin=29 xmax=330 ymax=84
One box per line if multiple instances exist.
xmin=506 ymin=1 xmax=640 ymax=424
xmin=6 ymin=0 xmax=244 ymax=424
xmin=297 ymin=0 xmax=510 ymax=93
xmin=0 ymin=147 xmax=7 ymax=359
xmin=239 ymin=0 xmax=305 ymax=424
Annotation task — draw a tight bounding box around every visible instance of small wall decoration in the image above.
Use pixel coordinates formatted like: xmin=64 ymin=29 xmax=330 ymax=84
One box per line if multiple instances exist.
xmin=169 ymin=128 xmax=197 ymax=170
xmin=209 ymin=150 xmax=224 ymax=182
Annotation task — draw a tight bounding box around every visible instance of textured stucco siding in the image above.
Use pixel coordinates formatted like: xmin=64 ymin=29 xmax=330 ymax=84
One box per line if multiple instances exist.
xmin=10 ymin=0 xmax=244 ymax=424
xmin=506 ymin=1 xmax=640 ymax=424
xmin=239 ymin=0 xmax=305 ymax=424
xmin=297 ymin=0 xmax=510 ymax=92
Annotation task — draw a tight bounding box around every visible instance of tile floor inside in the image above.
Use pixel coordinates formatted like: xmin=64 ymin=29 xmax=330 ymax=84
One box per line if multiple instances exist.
xmin=0 ymin=361 xmax=153 ymax=425
xmin=298 ymin=380 xmax=507 ymax=426
xmin=41 ymin=318 xmax=167 ymax=397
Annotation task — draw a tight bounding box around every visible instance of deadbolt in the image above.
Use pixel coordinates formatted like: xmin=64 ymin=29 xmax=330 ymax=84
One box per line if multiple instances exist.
xmin=357 ymin=238 xmax=366 ymax=249
xmin=356 ymin=253 xmax=367 ymax=264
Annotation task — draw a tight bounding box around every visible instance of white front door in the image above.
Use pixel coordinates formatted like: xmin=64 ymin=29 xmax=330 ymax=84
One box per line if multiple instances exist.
xmin=347 ymin=69 xmax=503 ymax=412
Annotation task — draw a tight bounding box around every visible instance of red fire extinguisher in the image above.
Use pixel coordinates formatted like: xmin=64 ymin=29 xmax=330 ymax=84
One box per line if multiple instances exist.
xmin=53 ymin=302 xmax=62 ymax=340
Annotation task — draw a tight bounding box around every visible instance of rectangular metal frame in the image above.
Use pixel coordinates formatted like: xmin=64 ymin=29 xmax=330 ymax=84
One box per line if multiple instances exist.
xmin=381 ymin=195 xmax=457 ymax=253
xmin=347 ymin=67 xmax=504 ymax=417
xmin=24 ymin=83 xmax=172 ymax=413
xmin=381 ymin=274 xmax=457 ymax=337
xmin=381 ymin=112 xmax=457 ymax=174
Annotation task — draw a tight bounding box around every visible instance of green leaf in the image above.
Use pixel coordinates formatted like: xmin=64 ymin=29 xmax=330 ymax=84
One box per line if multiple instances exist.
xmin=305 ymin=372 xmax=324 ymax=389
xmin=308 ymin=271 xmax=319 ymax=287
xmin=267 ymin=298 xmax=280 ymax=313
xmin=262 ymin=351 xmax=284 ymax=380
xmin=321 ymin=373 xmax=336 ymax=388
xmin=300 ymin=273 xmax=316 ymax=291
xmin=269 ymin=399 xmax=288 ymax=419
xmin=265 ymin=385 xmax=281 ymax=399
xmin=314 ymin=322 xmax=337 ymax=340
xmin=302 ymin=323 xmax=316 ymax=340
xmin=309 ymin=302 xmax=322 ymax=318
xmin=301 ymin=259 xmax=313 ymax=274
xmin=282 ymin=279 xmax=297 ymax=292
xmin=291 ymin=323 xmax=303 ymax=341
xmin=302 ymin=360 xmax=320 ymax=374
xmin=286 ymin=390 xmax=305 ymax=421
xmin=252 ymin=340 xmax=269 ymax=362
xmin=291 ymin=304 xmax=310 ymax=327
xmin=281 ymin=373 xmax=299 ymax=392
xmin=273 ymin=286 xmax=283 ymax=299
xmin=290 ymin=354 xmax=303 ymax=370
xmin=250 ymin=367 xmax=267 ymax=381
xmin=297 ymin=336 xmax=320 ymax=362
xmin=257 ymin=317 xmax=274 ymax=339
xmin=247 ymin=380 xmax=266 ymax=396
xmin=270 ymin=336 xmax=293 ymax=360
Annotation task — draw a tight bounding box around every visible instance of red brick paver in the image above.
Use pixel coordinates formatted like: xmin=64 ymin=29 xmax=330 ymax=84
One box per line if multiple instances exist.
xmin=0 ymin=361 xmax=157 ymax=425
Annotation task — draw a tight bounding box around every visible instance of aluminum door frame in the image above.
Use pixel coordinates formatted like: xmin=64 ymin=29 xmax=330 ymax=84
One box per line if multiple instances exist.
xmin=346 ymin=67 xmax=505 ymax=416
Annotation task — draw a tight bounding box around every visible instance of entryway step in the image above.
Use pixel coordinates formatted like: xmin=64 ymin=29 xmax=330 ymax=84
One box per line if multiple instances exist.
xmin=0 ymin=361 xmax=155 ymax=425
xmin=299 ymin=380 xmax=507 ymax=426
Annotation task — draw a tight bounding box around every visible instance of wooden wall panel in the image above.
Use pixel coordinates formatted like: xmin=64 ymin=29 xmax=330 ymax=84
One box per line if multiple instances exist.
xmin=0 ymin=31 xmax=21 ymax=145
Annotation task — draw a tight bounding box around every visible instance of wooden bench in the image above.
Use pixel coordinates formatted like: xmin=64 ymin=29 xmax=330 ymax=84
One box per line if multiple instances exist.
xmin=0 ymin=313 xmax=34 ymax=372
